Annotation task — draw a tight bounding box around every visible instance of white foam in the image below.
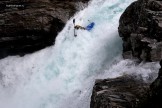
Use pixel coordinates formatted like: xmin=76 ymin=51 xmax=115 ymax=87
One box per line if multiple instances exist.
xmin=0 ymin=0 xmax=158 ymax=108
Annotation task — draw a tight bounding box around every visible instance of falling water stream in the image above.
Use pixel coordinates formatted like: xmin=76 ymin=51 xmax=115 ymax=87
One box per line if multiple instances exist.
xmin=0 ymin=0 xmax=160 ymax=108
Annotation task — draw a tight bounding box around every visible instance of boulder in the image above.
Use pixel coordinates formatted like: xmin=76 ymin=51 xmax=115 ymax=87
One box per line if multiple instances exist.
xmin=118 ymin=0 xmax=162 ymax=62
xmin=90 ymin=75 xmax=150 ymax=108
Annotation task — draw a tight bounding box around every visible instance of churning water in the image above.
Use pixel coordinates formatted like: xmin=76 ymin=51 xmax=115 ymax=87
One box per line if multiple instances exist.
xmin=0 ymin=0 xmax=159 ymax=108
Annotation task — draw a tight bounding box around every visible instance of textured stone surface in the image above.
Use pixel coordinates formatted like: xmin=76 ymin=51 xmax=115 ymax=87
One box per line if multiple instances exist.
xmin=149 ymin=60 xmax=162 ymax=108
xmin=90 ymin=75 xmax=149 ymax=108
xmin=117 ymin=0 xmax=162 ymax=107
xmin=118 ymin=0 xmax=162 ymax=62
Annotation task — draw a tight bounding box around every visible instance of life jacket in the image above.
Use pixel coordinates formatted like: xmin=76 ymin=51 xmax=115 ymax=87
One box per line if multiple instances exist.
xmin=75 ymin=25 xmax=85 ymax=30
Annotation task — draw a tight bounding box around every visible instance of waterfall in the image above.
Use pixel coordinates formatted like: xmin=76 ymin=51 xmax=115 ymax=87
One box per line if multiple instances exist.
xmin=0 ymin=0 xmax=159 ymax=108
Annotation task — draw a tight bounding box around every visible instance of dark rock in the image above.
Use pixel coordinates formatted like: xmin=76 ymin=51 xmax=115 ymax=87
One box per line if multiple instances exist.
xmin=149 ymin=60 xmax=162 ymax=108
xmin=118 ymin=0 xmax=162 ymax=62
xmin=148 ymin=1 xmax=162 ymax=11
xmin=90 ymin=75 xmax=149 ymax=108
xmin=117 ymin=0 xmax=162 ymax=107
xmin=0 ymin=0 xmax=89 ymax=59
xmin=90 ymin=0 xmax=162 ymax=108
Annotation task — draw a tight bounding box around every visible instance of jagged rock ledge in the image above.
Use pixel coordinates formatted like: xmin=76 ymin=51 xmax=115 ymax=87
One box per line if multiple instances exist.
xmin=118 ymin=0 xmax=162 ymax=62
xmin=90 ymin=75 xmax=150 ymax=108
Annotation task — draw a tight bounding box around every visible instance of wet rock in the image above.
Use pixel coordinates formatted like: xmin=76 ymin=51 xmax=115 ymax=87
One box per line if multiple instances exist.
xmin=0 ymin=0 xmax=89 ymax=59
xmin=90 ymin=75 xmax=149 ymax=108
xmin=148 ymin=1 xmax=162 ymax=11
xmin=149 ymin=60 xmax=162 ymax=108
xmin=117 ymin=0 xmax=162 ymax=107
xmin=118 ymin=0 xmax=162 ymax=61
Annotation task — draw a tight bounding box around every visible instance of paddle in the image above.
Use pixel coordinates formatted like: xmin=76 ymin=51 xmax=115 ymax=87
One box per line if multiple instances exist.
xmin=73 ymin=19 xmax=77 ymax=37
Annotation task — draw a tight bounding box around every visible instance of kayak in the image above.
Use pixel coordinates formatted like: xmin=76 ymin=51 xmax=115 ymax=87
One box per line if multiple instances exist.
xmin=86 ymin=22 xmax=95 ymax=31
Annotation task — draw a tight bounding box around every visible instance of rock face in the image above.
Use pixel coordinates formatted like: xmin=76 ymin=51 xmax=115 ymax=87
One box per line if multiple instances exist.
xmin=90 ymin=0 xmax=162 ymax=108
xmin=118 ymin=0 xmax=162 ymax=62
xmin=0 ymin=0 xmax=89 ymax=59
xmin=90 ymin=75 xmax=150 ymax=108
xmin=149 ymin=60 xmax=162 ymax=108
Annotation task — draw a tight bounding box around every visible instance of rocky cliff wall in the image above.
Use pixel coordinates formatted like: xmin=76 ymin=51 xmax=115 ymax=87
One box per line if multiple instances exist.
xmin=90 ymin=75 xmax=150 ymax=108
xmin=118 ymin=0 xmax=162 ymax=106
xmin=119 ymin=0 xmax=162 ymax=62
xmin=91 ymin=0 xmax=162 ymax=108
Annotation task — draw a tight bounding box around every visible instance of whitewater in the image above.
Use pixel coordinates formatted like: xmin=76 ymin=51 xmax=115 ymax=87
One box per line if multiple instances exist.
xmin=0 ymin=0 xmax=160 ymax=108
